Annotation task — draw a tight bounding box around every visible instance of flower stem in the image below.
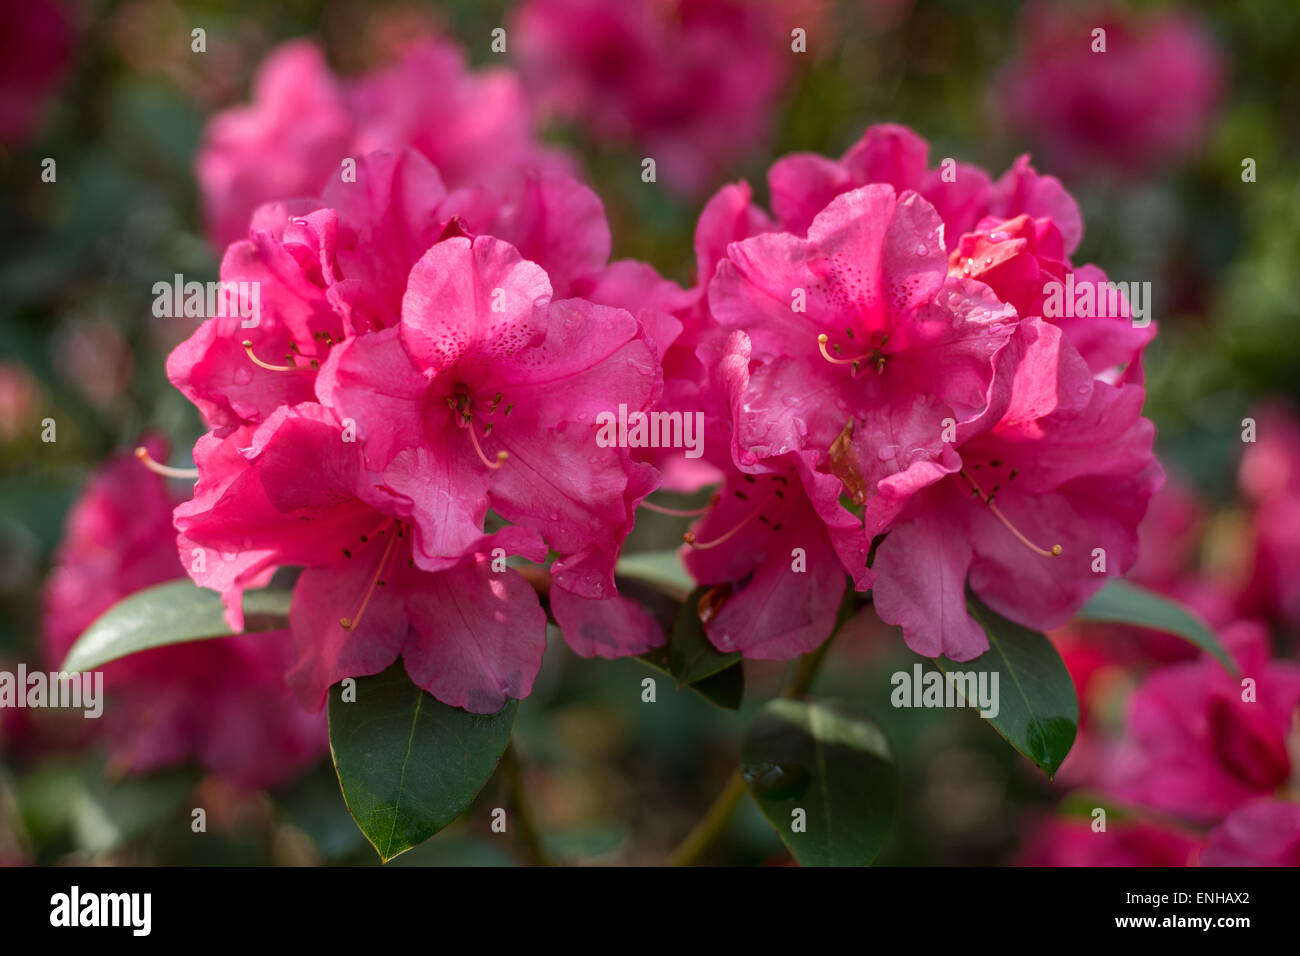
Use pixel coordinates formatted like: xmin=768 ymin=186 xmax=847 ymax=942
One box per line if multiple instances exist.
xmin=501 ymin=739 xmax=552 ymax=866
xmin=667 ymin=628 xmax=842 ymax=866
xmin=667 ymin=769 xmax=747 ymax=866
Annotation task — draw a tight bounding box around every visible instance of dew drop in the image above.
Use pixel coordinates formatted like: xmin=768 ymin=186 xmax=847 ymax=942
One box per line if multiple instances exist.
xmin=742 ymin=762 xmax=810 ymax=799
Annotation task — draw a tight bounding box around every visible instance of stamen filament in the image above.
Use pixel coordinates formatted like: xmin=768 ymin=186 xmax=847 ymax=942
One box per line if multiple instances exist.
xmin=340 ymin=525 xmax=401 ymax=631
xmin=959 ymin=470 xmax=1062 ymax=558
xmin=468 ymin=423 xmax=508 ymax=470
xmin=640 ymin=500 xmax=713 ymax=517
xmin=817 ymin=333 xmax=872 ymax=366
xmin=683 ymin=509 xmax=760 ymax=551
xmin=241 ymin=340 xmax=298 ymax=372
xmin=134 ymin=446 xmax=199 ymax=479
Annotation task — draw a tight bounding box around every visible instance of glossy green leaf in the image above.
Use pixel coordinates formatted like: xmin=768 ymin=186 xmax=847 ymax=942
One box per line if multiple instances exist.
xmin=638 ymin=586 xmax=744 ymax=709
xmin=670 ymin=587 xmax=742 ymax=683
xmin=937 ymin=596 xmax=1078 ymax=778
xmin=61 ymin=580 xmax=291 ymax=673
xmin=1078 ymin=579 xmax=1236 ymax=672
xmin=615 ymin=549 xmax=692 ymax=599
xmin=741 ymin=698 xmax=897 ymax=866
xmin=327 ymin=663 xmax=516 ymax=862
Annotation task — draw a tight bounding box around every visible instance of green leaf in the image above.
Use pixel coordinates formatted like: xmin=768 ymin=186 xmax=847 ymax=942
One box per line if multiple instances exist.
xmin=327 ymin=663 xmax=517 ymax=862
xmin=741 ymin=698 xmax=897 ymax=866
xmin=637 ymin=586 xmax=744 ymax=709
xmin=62 ymin=580 xmax=291 ymax=673
xmin=937 ymin=595 xmax=1078 ymax=778
xmin=615 ymin=549 xmax=692 ymax=599
xmin=670 ymin=587 xmax=742 ymax=683
xmin=1078 ymin=579 xmax=1236 ymax=672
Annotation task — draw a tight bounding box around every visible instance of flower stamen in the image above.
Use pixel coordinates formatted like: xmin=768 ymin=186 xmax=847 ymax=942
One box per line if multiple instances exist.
xmin=468 ymin=422 xmax=508 ymax=470
xmin=683 ymin=508 xmax=761 ymax=551
xmin=340 ymin=523 xmax=401 ymax=631
xmin=241 ymin=340 xmax=304 ymax=372
xmin=134 ymin=446 xmax=199 ymax=479
xmin=816 ymin=333 xmax=887 ymax=379
xmin=640 ymin=492 xmax=719 ymax=517
xmin=958 ymin=469 xmax=1062 ymax=558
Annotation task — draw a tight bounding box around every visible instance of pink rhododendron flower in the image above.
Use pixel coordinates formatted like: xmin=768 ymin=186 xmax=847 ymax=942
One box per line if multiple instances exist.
xmin=768 ymin=124 xmax=1153 ymax=377
xmin=995 ymin=3 xmax=1223 ymax=175
xmin=573 ymin=178 xmax=770 ymax=494
xmin=174 ymin=404 xmax=550 ymax=713
xmin=549 ymin=184 xmax=776 ymax=654
xmin=1201 ymin=800 xmax=1300 ymax=867
xmin=42 ymin=439 xmax=325 ymax=789
xmin=0 ymin=0 xmax=74 ymax=144
xmin=709 ymin=183 xmax=1021 ymax=538
xmin=948 ymin=214 xmax=1153 ymax=378
xmin=318 ymin=233 xmax=660 ymax=607
xmin=198 ymin=38 xmax=570 ymax=248
xmin=172 ymin=149 xmax=612 ymax=437
xmin=1107 ymin=621 xmax=1300 ymax=824
xmin=175 ymin=144 xmax=665 ymax=667
xmin=513 ymin=0 xmax=788 ymax=195
xmin=870 ymin=370 xmax=1161 ymax=659
xmin=699 ymin=124 xmax=1162 ymax=660
xmin=679 ymin=330 xmax=857 ymax=658
xmin=707 ymin=182 xmax=1111 ymax=658
xmin=166 ymin=202 xmax=347 ymax=436
xmin=769 ymin=124 xmax=1084 ymax=251
xmin=1017 ymin=817 xmax=1197 ymax=867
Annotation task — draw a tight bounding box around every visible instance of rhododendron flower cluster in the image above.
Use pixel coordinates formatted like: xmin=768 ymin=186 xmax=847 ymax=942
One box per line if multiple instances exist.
xmin=690 ymin=123 xmax=1162 ymax=660
xmin=163 ymin=106 xmax=1168 ymax=718
xmin=174 ymin=140 xmax=665 ymax=713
